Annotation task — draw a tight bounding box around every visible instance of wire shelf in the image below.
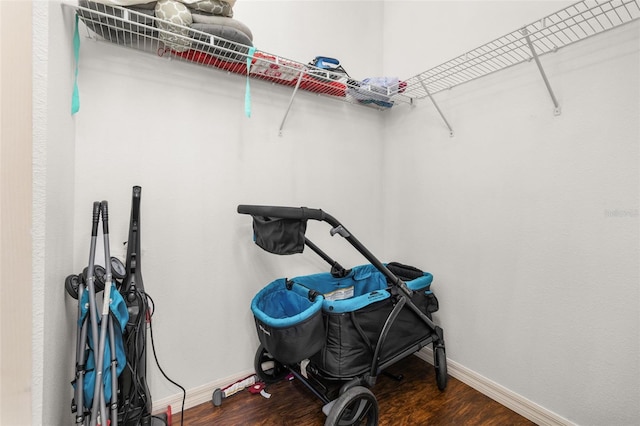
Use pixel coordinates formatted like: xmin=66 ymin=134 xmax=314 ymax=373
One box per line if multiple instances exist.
xmin=64 ymin=1 xmax=413 ymax=111
xmin=64 ymin=0 xmax=639 ymax=121
xmin=403 ymin=0 xmax=640 ymax=99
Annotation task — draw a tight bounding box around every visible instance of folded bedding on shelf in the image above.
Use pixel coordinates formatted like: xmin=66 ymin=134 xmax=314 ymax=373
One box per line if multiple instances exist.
xmin=347 ymin=77 xmax=406 ymax=108
xmin=154 ymin=0 xmax=253 ymax=53
xmin=78 ymin=0 xmax=250 ymax=53
xmin=78 ymin=0 xmax=158 ymax=44
xmin=77 ymin=0 xmax=346 ymax=99
xmin=83 ymin=0 xmax=157 ymax=7
xmin=190 ymin=11 xmax=252 ymax=39
xmin=187 ymin=0 xmax=236 ymax=17
xmin=86 ymin=0 xmax=236 ymax=11
xmin=154 ymin=0 xmax=194 ymax=52
xmin=190 ymin=21 xmax=252 ymax=61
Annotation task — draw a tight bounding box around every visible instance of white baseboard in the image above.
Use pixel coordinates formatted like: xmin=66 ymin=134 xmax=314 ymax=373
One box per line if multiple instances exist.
xmin=415 ymin=348 xmax=575 ymax=426
xmin=151 ymin=368 xmax=255 ymax=416
xmin=154 ymin=351 xmax=574 ymax=426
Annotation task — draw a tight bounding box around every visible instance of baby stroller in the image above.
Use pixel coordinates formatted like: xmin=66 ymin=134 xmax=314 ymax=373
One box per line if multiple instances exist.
xmin=237 ymin=205 xmax=448 ymax=425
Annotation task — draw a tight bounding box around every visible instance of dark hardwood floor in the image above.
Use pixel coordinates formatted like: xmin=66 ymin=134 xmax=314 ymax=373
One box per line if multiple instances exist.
xmin=175 ymin=355 xmax=534 ymax=425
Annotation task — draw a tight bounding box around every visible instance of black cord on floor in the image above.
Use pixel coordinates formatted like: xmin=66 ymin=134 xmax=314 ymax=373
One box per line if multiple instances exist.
xmin=147 ymin=293 xmax=186 ymax=426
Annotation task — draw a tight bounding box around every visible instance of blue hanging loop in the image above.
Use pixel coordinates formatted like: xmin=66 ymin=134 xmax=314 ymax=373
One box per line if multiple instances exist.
xmin=245 ymin=46 xmax=256 ymax=118
xmin=72 ymin=13 xmax=81 ymax=115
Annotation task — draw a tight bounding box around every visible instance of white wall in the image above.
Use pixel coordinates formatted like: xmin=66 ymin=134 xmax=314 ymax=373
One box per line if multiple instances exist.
xmin=234 ymin=0 xmax=385 ymax=79
xmin=381 ymin=0 xmax=574 ymax=77
xmin=71 ymin=0 xmax=387 ymax=416
xmin=383 ymin=6 xmax=639 ymax=425
xmin=36 ymin=1 xmax=639 ymax=425
xmin=32 ymin=2 xmax=79 ymax=425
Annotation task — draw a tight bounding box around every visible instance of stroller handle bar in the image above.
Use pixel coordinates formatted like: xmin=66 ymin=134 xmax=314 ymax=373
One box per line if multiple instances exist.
xmin=238 ymin=205 xmax=328 ymax=222
xmin=237 ymin=204 xmax=403 ymax=287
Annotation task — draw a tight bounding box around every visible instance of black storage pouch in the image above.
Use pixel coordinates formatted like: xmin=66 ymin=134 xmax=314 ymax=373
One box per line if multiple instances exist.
xmin=252 ymin=216 xmax=307 ymax=255
xmin=387 ymin=262 xmax=424 ymax=282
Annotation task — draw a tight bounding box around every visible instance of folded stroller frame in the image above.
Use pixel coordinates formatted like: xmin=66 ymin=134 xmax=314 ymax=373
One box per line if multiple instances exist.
xmin=238 ymin=205 xmax=448 ymax=425
xmin=67 ymin=201 xmax=129 ymax=426
xmin=67 ymin=187 xmax=153 ymax=426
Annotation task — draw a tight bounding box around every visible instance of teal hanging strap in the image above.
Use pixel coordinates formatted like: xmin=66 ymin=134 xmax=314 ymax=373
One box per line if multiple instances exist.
xmin=71 ymin=13 xmax=81 ymax=115
xmin=245 ymin=46 xmax=256 ymax=118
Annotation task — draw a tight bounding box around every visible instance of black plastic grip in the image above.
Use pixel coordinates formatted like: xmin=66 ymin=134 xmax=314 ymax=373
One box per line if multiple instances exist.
xmin=91 ymin=202 xmax=101 ymax=236
xmin=131 ymin=186 xmax=141 ymax=224
xmin=101 ymin=201 xmax=109 ymax=234
xmin=237 ymin=205 xmax=325 ymax=221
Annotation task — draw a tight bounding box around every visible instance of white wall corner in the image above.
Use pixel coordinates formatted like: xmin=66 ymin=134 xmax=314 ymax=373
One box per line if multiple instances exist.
xmin=415 ymin=349 xmax=576 ymax=426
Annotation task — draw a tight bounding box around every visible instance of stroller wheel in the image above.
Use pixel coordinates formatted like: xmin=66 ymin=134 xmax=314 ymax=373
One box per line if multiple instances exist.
xmin=93 ymin=265 xmax=107 ymax=291
xmin=65 ymin=274 xmax=80 ymax=300
xmin=110 ymin=257 xmax=126 ymax=280
xmin=434 ymin=346 xmax=448 ymax=391
xmin=325 ymin=386 xmax=378 ymax=426
xmin=254 ymin=345 xmax=288 ymax=384
xmin=82 ymin=266 xmax=106 ymax=292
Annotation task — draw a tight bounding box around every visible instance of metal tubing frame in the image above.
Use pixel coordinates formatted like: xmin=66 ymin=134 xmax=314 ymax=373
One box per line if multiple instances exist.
xmin=86 ymin=204 xmax=103 ymax=426
xmin=304 ymin=237 xmax=347 ymax=276
xmin=92 ymin=205 xmax=112 ymax=426
xmin=289 ymin=369 xmax=332 ymax=405
xmin=74 ymin=283 xmax=88 ymax=425
xmin=369 ymin=297 xmax=406 ymax=377
xmin=108 ymin=316 xmax=119 ymax=425
xmin=367 ymin=292 xmax=440 ymax=378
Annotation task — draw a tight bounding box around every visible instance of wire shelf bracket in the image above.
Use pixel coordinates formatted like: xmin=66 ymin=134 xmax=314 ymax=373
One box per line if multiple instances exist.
xmin=522 ymin=27 xmax=562 ymax=116
xmin=419 ymin=79 xmax=454 ymax=137
xmin=279 ymin=71 xmax=305 ymax=136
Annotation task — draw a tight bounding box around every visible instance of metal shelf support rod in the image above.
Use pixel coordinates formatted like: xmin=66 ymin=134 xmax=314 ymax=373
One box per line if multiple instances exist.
xmin=278 ymin=71 xmax=305 ymax=136
xmin=522 ymin=28 xmax=562 ymax=116
xmin=419 ymin=79 xmax=454 ymax=137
